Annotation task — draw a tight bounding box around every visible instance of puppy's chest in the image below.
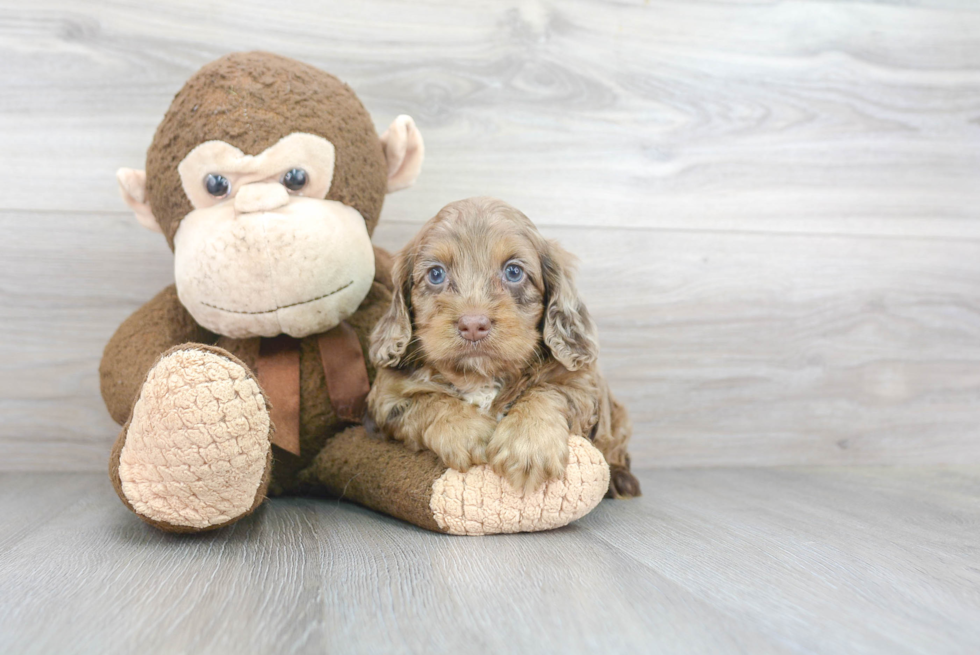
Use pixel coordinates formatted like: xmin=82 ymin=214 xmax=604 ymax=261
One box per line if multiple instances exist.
xmin=458 ymin=383 xmax=506 ymax=418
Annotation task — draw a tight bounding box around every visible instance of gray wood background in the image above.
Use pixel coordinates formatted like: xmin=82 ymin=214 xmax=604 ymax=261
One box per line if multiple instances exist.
xmin=2 ymin=0 xmax=979 ymax=471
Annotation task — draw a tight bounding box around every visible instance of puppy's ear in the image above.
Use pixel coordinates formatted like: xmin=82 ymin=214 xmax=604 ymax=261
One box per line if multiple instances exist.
xmin=370 ymin=243 xmax=415 ymax=368
xmin=541 ymin=240 xmax=599 ymax=371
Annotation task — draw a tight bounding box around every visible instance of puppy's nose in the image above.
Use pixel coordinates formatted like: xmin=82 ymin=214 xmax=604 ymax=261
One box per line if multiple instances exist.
xmin=235 ymin=182 xmax=290 ymax=214
xmin=458 ymin=314 xmax=491 ymax=342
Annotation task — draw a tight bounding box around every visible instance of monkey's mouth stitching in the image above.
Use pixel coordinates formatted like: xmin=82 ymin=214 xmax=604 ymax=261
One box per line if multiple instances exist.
xmin=200 ymin=280 xmax=354 ymax=315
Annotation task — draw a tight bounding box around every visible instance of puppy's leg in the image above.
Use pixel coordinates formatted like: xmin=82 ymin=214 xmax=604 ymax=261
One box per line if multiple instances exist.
xmin=487 ymin=388 xmax=571 ymax=493
xmin=416 ymin=397 xmax=497 ymax=472
xmin=368 ymin=369 xmax=496 ymax=472
xmin=593 ymin=381 xmax=641 ymax=499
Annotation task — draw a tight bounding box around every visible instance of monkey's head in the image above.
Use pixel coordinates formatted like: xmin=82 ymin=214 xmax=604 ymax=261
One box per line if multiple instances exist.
xmin=116 ymin=52 xmax=424 ymax=339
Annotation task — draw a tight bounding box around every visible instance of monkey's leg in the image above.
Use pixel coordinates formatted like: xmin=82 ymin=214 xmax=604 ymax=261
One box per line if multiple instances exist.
xmin=108 ymin=345 xmax=273 ymax=532
xmin=304 ymin=427 xmax=610 ymax=535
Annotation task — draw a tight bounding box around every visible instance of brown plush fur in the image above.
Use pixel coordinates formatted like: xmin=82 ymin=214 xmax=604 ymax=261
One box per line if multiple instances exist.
xmin=102 ymin=279 xmax=395 ymax=493
xmin=100 ymin=285 xmax=215 ymax=425
xmin=301 ymin=425 xmax=448 ymax=532
xmin=145 ymin=51 xmax=388 ymax=248
xmin=367 ymin=198 xmax=640 ymax=497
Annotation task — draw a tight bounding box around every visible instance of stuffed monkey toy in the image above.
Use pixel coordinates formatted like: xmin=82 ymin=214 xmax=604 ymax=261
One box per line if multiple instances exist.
xmin=102 ymin=52 xmax=610 ymax=535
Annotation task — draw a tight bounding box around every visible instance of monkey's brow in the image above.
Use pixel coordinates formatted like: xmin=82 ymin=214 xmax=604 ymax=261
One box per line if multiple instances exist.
xmin=200 ymin=280 xmax=354 ymax=314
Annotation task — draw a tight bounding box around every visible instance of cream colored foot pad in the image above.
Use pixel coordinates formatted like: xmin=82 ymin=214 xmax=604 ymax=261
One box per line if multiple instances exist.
xmin=118 ymin=349 xmax=271 ymax=529
xmin=430 ymin=435 xmax=610 ymax=536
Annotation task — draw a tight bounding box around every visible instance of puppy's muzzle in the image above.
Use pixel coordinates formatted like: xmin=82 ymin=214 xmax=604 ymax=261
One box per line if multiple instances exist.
xmin=458 ymin=314 xmax=491 ymax=342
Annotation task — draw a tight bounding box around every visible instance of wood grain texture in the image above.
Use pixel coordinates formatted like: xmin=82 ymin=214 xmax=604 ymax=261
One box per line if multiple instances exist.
xmin=1 ymin=0 xmax=979 ymax=470
xmin=2 ymin=0 xmax=979 ymax=236
xmin=1 ymin=468 xmax=978 ymax=654
xmin=5 ymin=216 xmax=980 ymax=469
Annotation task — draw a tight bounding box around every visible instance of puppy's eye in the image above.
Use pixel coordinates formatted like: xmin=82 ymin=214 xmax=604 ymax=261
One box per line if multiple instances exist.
xmin=205 ymin=173 xmax=230 ymax=197
xmin=504 ymin=263 xmax=525 ymax=283
xmin=427 ymin=266 xmax=447 ymax=285
xmin=281 ymin=168 xmax=308 ymax=192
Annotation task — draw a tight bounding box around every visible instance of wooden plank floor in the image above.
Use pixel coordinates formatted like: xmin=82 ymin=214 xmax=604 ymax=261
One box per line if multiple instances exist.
xmin=1 ymin=467 xmax=978 ymax=654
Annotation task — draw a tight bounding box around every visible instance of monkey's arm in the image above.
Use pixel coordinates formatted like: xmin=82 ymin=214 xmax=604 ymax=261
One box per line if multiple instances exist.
xmin=367 ymin=367 xmax=497 ymax=472
xmin=99 ymin=284 xmax=216 ymax=424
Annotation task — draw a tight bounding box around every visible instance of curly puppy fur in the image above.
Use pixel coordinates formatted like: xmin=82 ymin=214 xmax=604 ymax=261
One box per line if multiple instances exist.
xmin=367 ymin=197 xmax=640 ymax=498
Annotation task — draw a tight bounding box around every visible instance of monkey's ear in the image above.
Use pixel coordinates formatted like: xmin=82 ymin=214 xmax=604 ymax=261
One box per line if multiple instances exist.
xmin=369 ymin=245 xmax=415 ymax=368
xmin=116 ymin=168 xmax=163 ymax=234
xmin=380 ymin=115 xmax=424 ymax=193
xmin=541 ymin=240 xmax=599 ymax=372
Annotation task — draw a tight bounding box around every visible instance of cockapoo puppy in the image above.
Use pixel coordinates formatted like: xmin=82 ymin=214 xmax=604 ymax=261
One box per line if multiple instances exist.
xmin=367 ymin=197 xmax=640 ymax=497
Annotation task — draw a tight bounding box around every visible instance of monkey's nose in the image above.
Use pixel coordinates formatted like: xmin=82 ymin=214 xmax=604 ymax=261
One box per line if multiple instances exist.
xmin=234 ymin=183 xmax=290 ymax=214
xmin=458 ymin=314 xmax=492 ymax=342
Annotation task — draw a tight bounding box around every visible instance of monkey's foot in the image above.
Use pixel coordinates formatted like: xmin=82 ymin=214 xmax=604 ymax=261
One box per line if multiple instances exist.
xmin=429 ymin=435 xmax=610 ymax=536
xmin=110 ymin=347 xmax=272 ymax=532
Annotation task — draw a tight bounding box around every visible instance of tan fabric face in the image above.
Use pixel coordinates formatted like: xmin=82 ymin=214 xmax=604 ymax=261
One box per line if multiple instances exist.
xmin=234 ymin=183 xmax=290 ymax=215
xmin=173 ymin=198 xmax=375 ymax=339
xmin=177 ymin=134 xmax=336 ymax=209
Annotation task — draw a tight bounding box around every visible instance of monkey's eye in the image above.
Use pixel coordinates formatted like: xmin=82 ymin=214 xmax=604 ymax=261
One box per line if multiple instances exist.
xmin=205 ymin=174 xmax=230 ymax=197
xmin=281 ymin=168 xmax=308 ymax=192
xmin=504 ymin=263 xmax=525 ymax=283
xmin=427 ymin=266 xmax=446 ymax=285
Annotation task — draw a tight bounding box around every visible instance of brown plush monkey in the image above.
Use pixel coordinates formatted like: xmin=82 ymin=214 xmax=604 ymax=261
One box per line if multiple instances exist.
xmin=102 ymin=52 xmax=610 ymax=535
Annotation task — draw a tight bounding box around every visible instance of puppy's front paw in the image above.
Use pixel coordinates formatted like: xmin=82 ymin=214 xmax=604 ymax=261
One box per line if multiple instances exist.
xmin=486 ymin=416 xmax=570 ymax=493
xmin=424 ymin=410 xmax=496 ymax=473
